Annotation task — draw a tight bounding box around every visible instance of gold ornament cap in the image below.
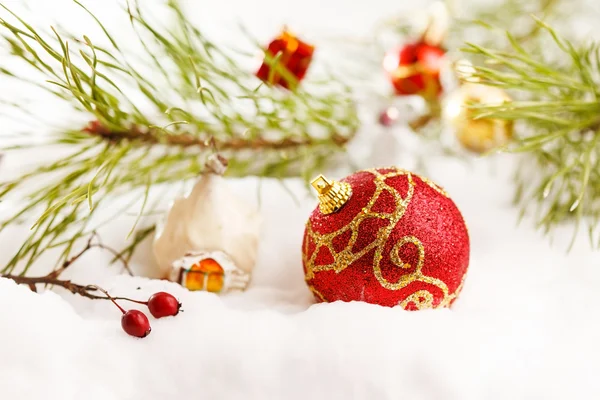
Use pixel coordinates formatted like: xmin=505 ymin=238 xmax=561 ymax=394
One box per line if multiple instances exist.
xmin=311 ymin=175 xmax=352 ymax=215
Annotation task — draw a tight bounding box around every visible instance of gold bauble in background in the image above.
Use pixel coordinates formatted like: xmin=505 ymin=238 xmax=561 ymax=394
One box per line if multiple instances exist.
xmin=443 ymin=82 xmax=513 ymax=153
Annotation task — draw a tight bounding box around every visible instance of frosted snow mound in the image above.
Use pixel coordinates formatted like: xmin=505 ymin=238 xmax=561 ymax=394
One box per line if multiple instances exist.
xmin=1 ymin=167 xmax=600 ymax=400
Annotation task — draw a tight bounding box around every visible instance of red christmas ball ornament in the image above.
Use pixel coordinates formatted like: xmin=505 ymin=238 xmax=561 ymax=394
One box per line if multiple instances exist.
xmin=383 ymin=42 xmax=446 ymax=98
xmin=302 ymin=168 xmax=470 ymax=310
xmin=256 ymin=29 xmax=314 ymax=89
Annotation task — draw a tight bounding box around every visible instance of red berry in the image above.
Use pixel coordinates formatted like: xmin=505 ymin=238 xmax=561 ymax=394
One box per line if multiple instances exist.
xmin=147 ymin=292 xmax=181 ymax=318
xmin=121 ymin=310 xmax=151 ymax=338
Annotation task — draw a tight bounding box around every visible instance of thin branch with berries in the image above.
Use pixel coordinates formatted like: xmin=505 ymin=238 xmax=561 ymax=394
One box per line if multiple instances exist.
xmin=1 ymin=233 xmax=182 ymax=339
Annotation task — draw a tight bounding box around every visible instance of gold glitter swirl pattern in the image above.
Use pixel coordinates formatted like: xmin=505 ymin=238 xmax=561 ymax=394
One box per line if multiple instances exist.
xmin=419 ymin=176 xmax=449 ymax=198
xmin=303 ymin=167 xmax=460 ymax=309
xmin=389 ymin=236 xmax=424 ymax=270
xmin=308 ymin=285 xmax=327 ymax=302
xmin=399 ymin=290 xmax=434 ymax=310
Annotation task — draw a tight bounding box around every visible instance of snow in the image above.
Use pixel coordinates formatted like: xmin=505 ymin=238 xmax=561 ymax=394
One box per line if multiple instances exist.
xmin=3 ymin=158 xmax=600 ymax=400
xmin=2 ymin=0 xmax=600 ymax=399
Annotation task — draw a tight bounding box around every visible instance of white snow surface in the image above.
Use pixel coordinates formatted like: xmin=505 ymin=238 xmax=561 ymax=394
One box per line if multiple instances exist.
xmin=2 ymin=0 xmax=600 ymax=399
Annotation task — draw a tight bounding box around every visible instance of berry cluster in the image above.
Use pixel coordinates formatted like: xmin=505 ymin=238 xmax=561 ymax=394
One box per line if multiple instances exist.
xmin=101 ymin=289 xmax=182 ymax=339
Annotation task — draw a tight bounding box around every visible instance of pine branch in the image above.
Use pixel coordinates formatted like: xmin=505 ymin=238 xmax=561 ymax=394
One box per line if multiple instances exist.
xmin=378 ymin=0 xmax=564 ymax=52
xmin=452 ymin=0 xmax=562 ymax=47
xmin=82 ymin=121 xmax=351 ymax=150
xmin=463 ymin=19 xmax=600 ymax=248
xmin=0 ymin=0 xmax=358 ymax=274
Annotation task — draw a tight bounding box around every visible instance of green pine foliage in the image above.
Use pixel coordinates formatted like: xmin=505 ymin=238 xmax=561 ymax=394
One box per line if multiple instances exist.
xmin=464 ymin=19 xmax=600 ymax=248
xmin=0 ymin=0 xmax=358 ymax=274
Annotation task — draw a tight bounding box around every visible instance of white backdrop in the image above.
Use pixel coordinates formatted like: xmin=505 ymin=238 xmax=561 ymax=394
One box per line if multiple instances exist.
xmin=1 ymin=1 xmax=600 ymax=399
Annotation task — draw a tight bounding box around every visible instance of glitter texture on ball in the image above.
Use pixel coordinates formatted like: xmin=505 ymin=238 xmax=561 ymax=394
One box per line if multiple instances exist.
xmin=302 ymin=167 xmax=470 ymax=310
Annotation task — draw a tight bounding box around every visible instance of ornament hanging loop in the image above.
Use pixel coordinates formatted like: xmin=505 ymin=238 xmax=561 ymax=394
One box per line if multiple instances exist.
xmin=422 ymin=1 xmax=450 ymax=46
xmin=205 ymin=152 xmax=228 ymax=175
xmin=311 ymin=175 xmax=352 ymax=215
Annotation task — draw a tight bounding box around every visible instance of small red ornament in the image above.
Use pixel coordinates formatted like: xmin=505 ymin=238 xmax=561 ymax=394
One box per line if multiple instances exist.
xmin=147 ymin=292 xmax=182 ymax=318
xmin=256 ymin=30 xmax=314 ymax=89
xmin=383 ymin=42 xmax=446 ymax=98
xmin=302 ymin=168 xmax=469 ymax=310
xmin=378 ymin=106 xmax=400 ymax=127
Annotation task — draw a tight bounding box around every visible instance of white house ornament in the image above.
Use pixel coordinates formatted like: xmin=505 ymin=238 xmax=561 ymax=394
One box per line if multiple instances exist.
xmin=153 ymin=154 xmax=261 ymax=293
xmin=170 ymin=251 xmax=251 ymax=293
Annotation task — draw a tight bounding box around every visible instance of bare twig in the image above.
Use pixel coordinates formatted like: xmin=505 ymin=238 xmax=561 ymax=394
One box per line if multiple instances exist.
xmin=47 ymin=232 xmax=99 ymax=278
xmin=2 ymin=232 xmax=134 ymax=297
xmin=112 ymin=225 xmax=156 ymax=265
xmin=47 ymin=231 xmax=132 ymax=277
xmin=4 ymin=274 xmax=107 ymax=299
xmin=3 ymin=274 xmax=147 ymax=303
